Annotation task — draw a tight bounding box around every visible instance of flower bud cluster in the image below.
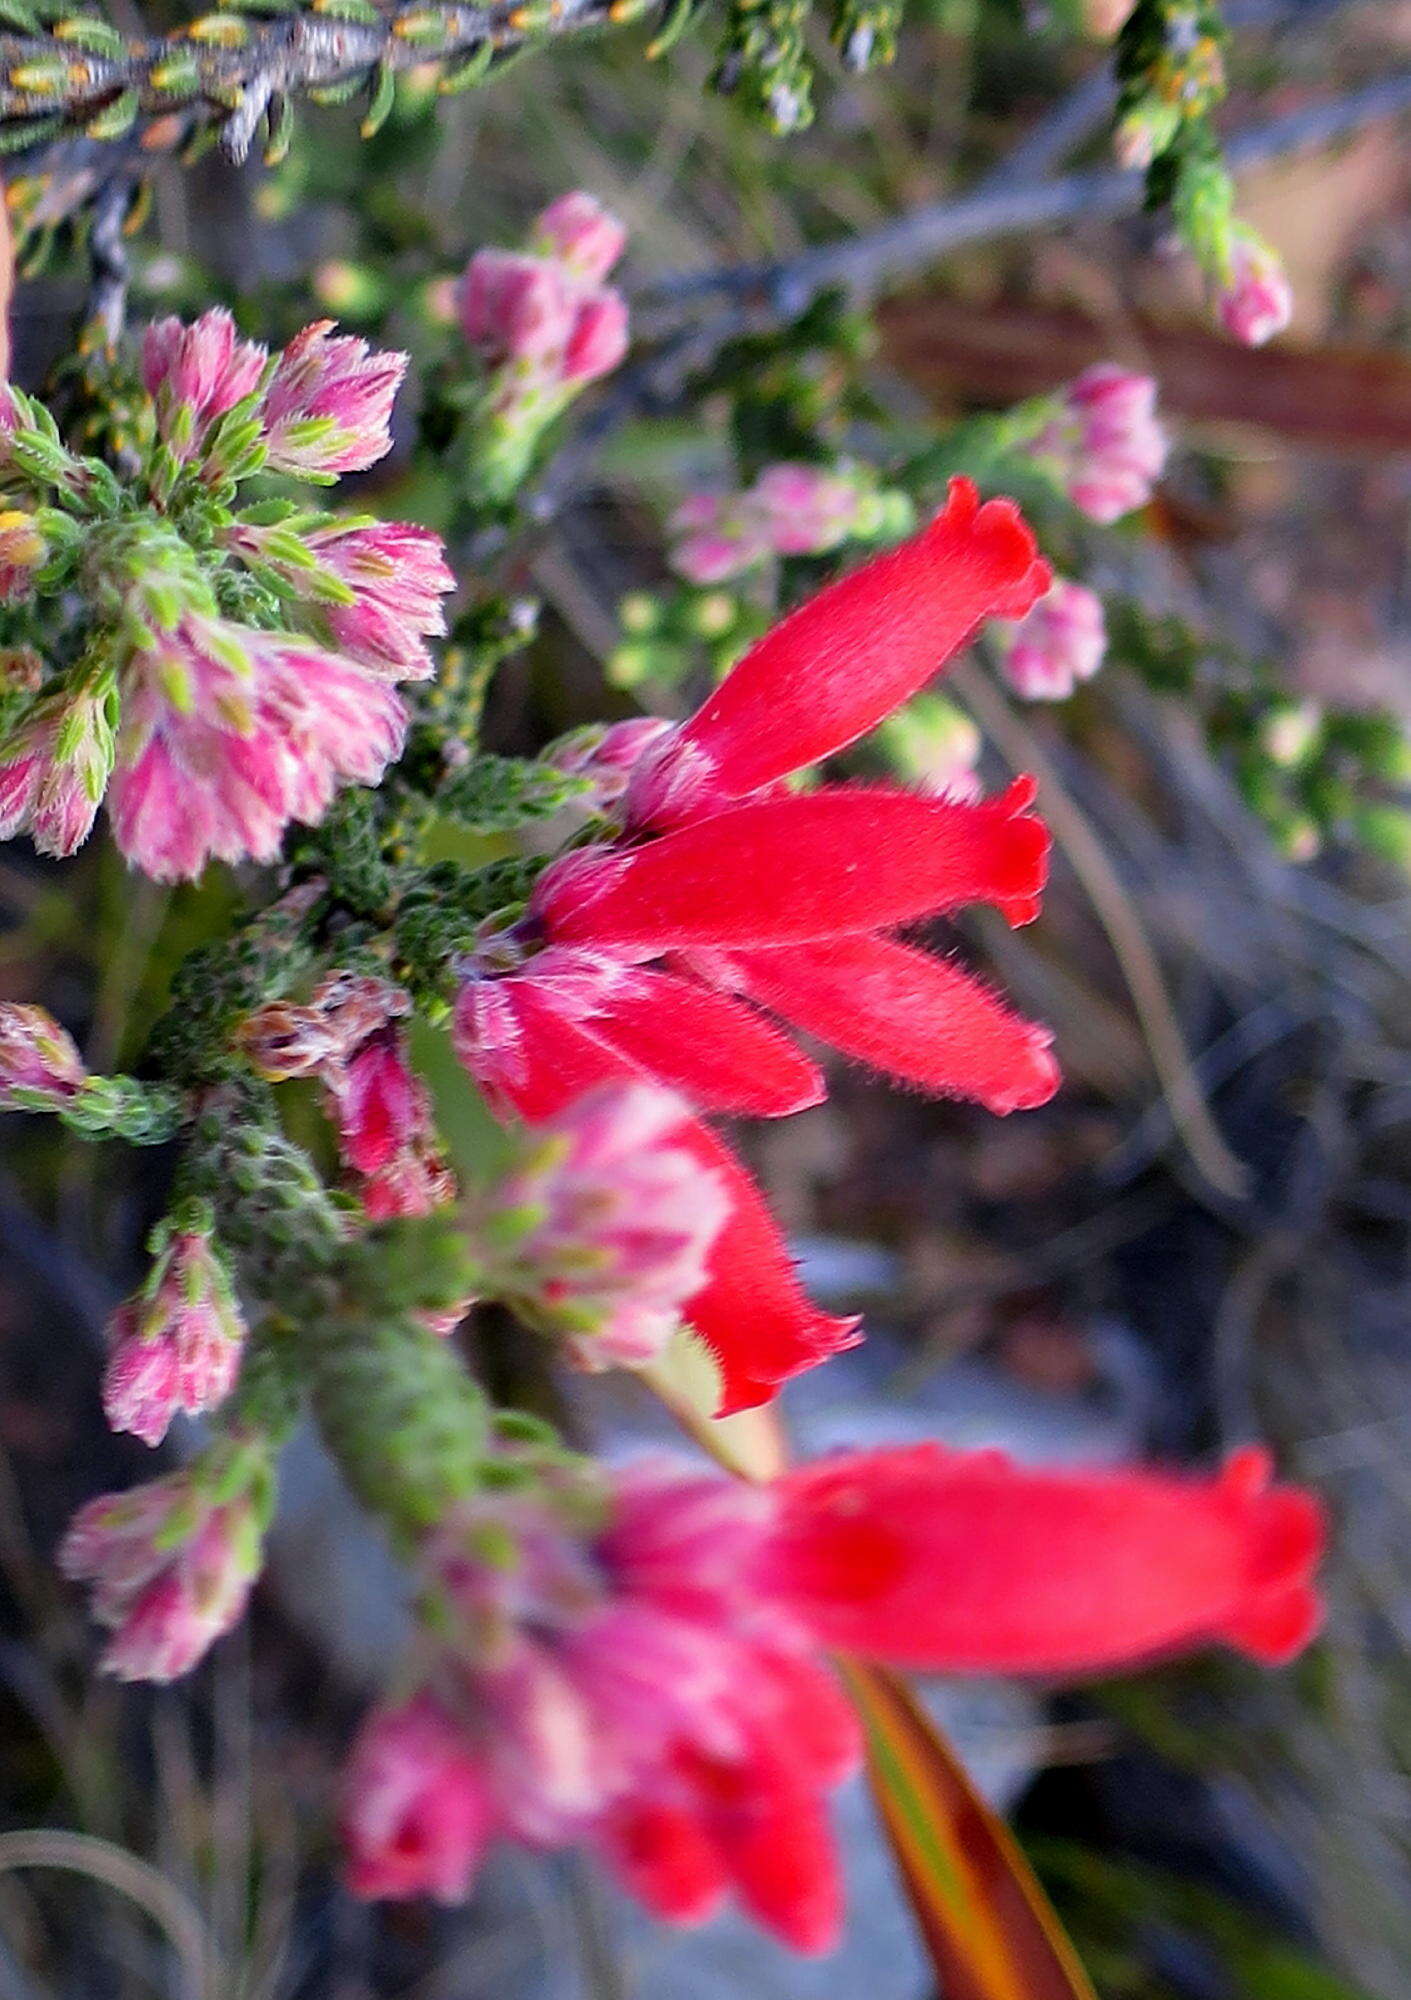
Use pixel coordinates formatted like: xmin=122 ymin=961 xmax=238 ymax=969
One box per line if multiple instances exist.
xmin=457 ymin=193 xmax=629 ymax=500
xmin=0 ymin=315 xmax=453 ymax=881
xmin=995 ymin=579 xmax=1108 ymax=702
xmin=1024 ymin=366 xmax=1167 ymax=524
xmin=102 ymin=1200 xmax=247 ymax=1447
xmin=669 ymin=462 xmax=914 ymax=584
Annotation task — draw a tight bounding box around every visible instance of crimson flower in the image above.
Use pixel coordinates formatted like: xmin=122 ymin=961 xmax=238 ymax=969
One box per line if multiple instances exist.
xmin=453 ymin=480 xmax=1056 ymax=1412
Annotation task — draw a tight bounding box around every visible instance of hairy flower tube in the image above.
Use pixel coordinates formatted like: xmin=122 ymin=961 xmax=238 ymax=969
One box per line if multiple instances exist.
xmin=0 ymin=316 xmax=452 ymax=880
xmin=0 ymin=1001 xmax=86 ymax=1105
xmin=453 ymin=479 xmax=1058 ymax=1410
xmin=341 ymin=1444 xmax=1324 ymax=1953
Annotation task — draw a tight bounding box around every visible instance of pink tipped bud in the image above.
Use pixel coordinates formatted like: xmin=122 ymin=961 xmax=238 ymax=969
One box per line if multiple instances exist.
xmin=1031 ymin=364 xmax=1167 ymax=524
xmin=261 ymin=321 xmax=405 ymax=478
xmin=471 ymin=1084 xmax=731 ymax=1368
xmin=668 ymin=491 xmax=774 ymax=584
xmin=458 ymin=250 xmax=576 ymax=364
xmin=996 ymin=579 xmax=1107 ymax=701
xmin=141 ymin=309 xmax=269 ymax=462
xmin=561 ymin=287 xmax=629 ymax=384
xmin=0 ymin=1002 xmax=86 ymax=1104
xmin=534 ymin=193 xmax=627 ymax=283
xmin=60 ymin=1464 xmax=264 ymax=1681
xmin=544 ymin=717 xmax=677 ymax=812
xmin=752 ymin=463 xmax=868 ymax=556
xmin=1216 ymin=233 xmax=1293 ymax=348
xmin=0 ymin=684 xmax=116 ymax=858
xmin=102 ymin=1211 xmax=245 ymax=1447
xmin=301 ymin=521 xmax=454 ymax=681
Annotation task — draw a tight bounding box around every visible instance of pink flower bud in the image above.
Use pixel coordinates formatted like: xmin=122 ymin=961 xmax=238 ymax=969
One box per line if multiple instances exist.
xmin=458 ymin=250 xmax=576 ymax=364
xmin=470 ymin=1083 xmax=731 ymax=1368
xmin=0 ymin=1002 xmax=85 ymax=1104
xmin=668 ymin=491 xmax=774 ymax=584
xmin=141 ymin=309 xmax=268 ymax=462
xmin=544 ymin=717 xmax=677 ymax=812
xmin=996 ymin=579 xmax=1107 ymax=700
xmin=269 ymin=520 xmax=455 ymax=682
xmin=534 ymin=193 xmax=627 ymax=283
xmin=1031 ymin=365 xmax=1167 ymax=524
xmin=60 ymin=1465 xmax=264 ymax=1681
xmin=261 ymin=321 xmax=406 ymax=478
xmin=102 ymin=1211 xmax=245 ymax=1447
xmin=0 ymin=683 xmax=115 ymax=859
xmin=1216 ymin=233 xmax=1293 ymax=348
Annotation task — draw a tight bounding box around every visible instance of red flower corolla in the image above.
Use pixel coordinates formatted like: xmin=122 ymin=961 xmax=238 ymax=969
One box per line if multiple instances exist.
xmin=453 ymin=482 xmax=1057 ymax=1412
xmin=343 ymin=1444 xmax=1325 ymax=1953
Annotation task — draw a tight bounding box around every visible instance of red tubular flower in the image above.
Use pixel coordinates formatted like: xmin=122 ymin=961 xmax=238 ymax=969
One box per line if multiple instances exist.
xmin=531 ymin=777 xmax=1050 ymax=949
xmin=626 ymin=478 xmax=1050 ymax=829
xmin=770 ymin=1444 xmax=1326 ymax=1674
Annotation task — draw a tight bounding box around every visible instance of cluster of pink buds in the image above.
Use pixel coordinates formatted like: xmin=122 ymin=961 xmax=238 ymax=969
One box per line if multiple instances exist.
xmin=462 ymin=1084 xmax=731 ymax=1368
xmin=1025 ymin=364 xmax=1167 ymax=524
xmin=669 ymin=462 xmax=913 ymax=584
xmin=995 ymin=578 xmax=1108 ymax=701
xmin=0 ymin=1000 xmax=86 ymax=1107
xmin=1214 ymin=230 xmax=1294 ymax=348
xmin=60 ymin=1446 xmax=270 ymax=1681
xmin=0 ymin=314 xmax=452 ymax=881
xmin=343 ymin=1444 xmax=1324 ymax=1950
xmin=237 ymin=973 xmax=455 ymax=1220
xmin=457 ymin=193 xmax=628 ymax=492
xmin=102 ymin=1201 xmax=247 ymax=1448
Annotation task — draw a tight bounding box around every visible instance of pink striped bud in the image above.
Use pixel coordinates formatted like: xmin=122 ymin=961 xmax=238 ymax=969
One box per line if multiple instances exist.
xmin=102 ymin=1204 xmax=245 ymax=1447
xmin=1030 ymin=365 xmax=1167 ymax=524
xmin=141 ymin=309 xmax=268 ymax=463
xmin=459 ymin=250 xmax=577 ymax=365
xmin=60 ymin=1459 xmax=265 ymax=1681
xmin=0 ymin=682 xmax=116 ymax=858
xmin=261 ymin=322 xmax=405 ymax=478
xmin=0 ymin=1002 xmax=85 ymax=1104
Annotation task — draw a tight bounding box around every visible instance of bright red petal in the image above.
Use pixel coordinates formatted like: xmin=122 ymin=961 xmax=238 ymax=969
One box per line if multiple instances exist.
xmin=534 ymin=779 xmax=1050 ymax=952
xmin=670 ymin=1118 xmax=861 ymax=1416
xmin=713 ymin=933 xmax=1059 ymax=1115
xmin=684 ymin=1747 xmax=846 ymax=1955
xmin=770 ymin=1444 xmax=1326 ymax=1676
xmin=629 ymin=478 xmax=1049 ymax=825
xmin=595 ymin=1798 xmax=730 ymax=1927
xmin=594 ymin=967 xmax=825 ymax=1117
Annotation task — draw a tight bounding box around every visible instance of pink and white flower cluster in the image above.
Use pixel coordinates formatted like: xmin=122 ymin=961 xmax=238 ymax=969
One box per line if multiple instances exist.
xmin=60 ymin=1456 xmax=267 ymax=1682
xmin=995 ymin=578 xmax=1108 ymax=701
xmin=670 ymin=462 xmax=910 ymax=584
xmin=458 ymin=192 xmax=629 ymax=430
xmin=102 ymin=1203 xmax=247 ymax=1448
xmin=1027 ymin=364 xmax=1168 ymax=524
xmin=0 ymin=313 xmax=455 ymax=881
xmin=464 ymin=1083 xmax=731 ymax=1368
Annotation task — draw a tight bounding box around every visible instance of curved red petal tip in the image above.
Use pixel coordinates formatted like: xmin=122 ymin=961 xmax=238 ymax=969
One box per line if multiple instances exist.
xmin=1216 ymin=1452 xmax=1328 ymax=1664
xmin=980 ymin=775 xmax=1049 ymax=927
xmin=986 ymin=1031 xmax=1061 ymax=1114
xmin=933 ymin=477 xmax=1052 ymax=621
xmin=709 ymin=1310 xmax=863 ymax=1418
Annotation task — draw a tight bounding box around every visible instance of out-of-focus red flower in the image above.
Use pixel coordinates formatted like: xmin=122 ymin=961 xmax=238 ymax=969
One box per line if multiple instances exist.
xmin=343 ymin=1443 xmax=1325 ymax=1951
